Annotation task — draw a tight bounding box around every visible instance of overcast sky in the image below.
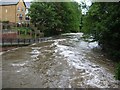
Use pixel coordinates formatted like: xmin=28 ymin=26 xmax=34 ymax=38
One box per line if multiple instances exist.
xmin=24 ymin=0 xmax=92 ymax=14
xmin=24 ymin=0 xmax=92 ymax=6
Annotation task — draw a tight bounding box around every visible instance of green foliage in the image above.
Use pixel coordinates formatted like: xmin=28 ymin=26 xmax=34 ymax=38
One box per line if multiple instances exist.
xmin=115 ymin=63 xmax=120 ymax=80
xmin=29 ymin=2 xmax=81 ymax=36
xmin=13 ymin=27 xmax=31 ymax=32
xmin=82 ymin=3 xmax=120 ymax=61
xmin=81 ymin=2 xmax=120 ymax=80
xmin=2 ymin=21 xmax=9 ymax=23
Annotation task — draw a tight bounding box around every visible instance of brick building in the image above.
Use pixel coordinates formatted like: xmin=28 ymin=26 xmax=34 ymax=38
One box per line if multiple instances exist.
xmin=0 ymin=0 xmax=27 ymax=24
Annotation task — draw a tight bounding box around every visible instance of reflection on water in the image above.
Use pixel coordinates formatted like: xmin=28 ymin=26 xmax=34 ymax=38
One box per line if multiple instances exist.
xmin=2 ymin=33 xmax=119 ymax=88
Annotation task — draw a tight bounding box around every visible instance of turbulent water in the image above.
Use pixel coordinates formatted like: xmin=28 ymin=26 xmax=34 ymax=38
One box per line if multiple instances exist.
xmin=2 ymin=33 xmax=119 ymax=88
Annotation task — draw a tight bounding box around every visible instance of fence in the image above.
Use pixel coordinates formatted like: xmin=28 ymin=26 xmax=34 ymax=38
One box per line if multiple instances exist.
xmin=1 ymin=37 xmax=51 ymax=46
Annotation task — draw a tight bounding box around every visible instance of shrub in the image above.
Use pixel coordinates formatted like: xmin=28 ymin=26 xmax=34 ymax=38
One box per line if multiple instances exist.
xmin=115 ymin=62 xmax=120 ymax=80
xmin=2 ymin=21 xmax=9 ymax=23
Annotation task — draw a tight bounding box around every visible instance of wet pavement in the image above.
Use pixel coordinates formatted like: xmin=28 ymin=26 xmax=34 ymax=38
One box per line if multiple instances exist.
xmin=1 ymin=33 xmax=119 ymax=88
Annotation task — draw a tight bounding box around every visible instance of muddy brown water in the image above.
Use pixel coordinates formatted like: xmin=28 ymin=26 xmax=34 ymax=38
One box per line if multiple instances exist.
xmin=1 ymin=33 xmax=119 ymax=88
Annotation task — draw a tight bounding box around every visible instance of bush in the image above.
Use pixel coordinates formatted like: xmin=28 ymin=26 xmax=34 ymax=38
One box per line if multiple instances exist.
xmin=115 ymin=62 xmax=120 ymax=80
xmin=2 ymin=21 xmax=9 ymax=23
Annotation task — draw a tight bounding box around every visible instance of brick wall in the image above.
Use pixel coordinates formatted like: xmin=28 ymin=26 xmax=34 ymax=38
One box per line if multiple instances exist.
xmin=0 ymin=32 xmax=18 ymax=39
xmin=0 ymin=0 xmax=26 ymax=23
xmin=0 ymin=5 xmax=16 ymax=22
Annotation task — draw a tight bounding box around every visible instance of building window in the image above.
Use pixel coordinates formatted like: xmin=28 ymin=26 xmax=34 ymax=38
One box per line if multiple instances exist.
xmin=5 ymin=9 xmax=8 ymax=13
xmin=19 ymin=14 xmax=23 ymax=20
xmin=17 ymin=7 xmax=20 ymax=11
xmin=19 ymin=14 xmax=22 ymax=17
xmin=19 ymin=17 xmax=22 ymax=20
xmin=22 ymin=8 xmax=24 ymax=11
xmin=25 ymin=16 xmax=30 ymax=20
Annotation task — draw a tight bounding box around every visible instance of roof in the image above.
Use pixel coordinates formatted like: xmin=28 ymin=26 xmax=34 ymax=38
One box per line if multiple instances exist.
xmin=0 ymin=0 xmax=26 ymax=7
xmin=0 ymin=0 xmax=19 ymax=5
xmin=25 ymin=2 xmax=31 ymax=8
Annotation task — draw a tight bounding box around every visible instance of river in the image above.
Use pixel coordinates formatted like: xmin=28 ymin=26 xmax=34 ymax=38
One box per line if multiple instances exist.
xmin=1 ymin=33 xmax=119 ymax=88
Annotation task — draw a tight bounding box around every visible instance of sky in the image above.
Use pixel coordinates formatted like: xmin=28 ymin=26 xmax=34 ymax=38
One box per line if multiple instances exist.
xmin=24 ymin=0 xmax=92 ymax=7
xmin=75 ymin=0 xmax=92 ymax=6
xmin=24 ymin=0 xmax=92 ymax=14
xmin=24 ymin=0 xmax=92 ymax=5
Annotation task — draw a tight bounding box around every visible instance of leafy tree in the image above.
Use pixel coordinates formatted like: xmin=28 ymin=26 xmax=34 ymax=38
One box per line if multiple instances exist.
xmin=82 ymin=2 xmax=120 ymax=61
xmin=115 ymin=63 xmax=120 ymax=80
xmin=29 ymin=2 xmax=57 ymax=36
xmin=29 ymin=2 xmax=81 ymax=36
xmin=81 ymin=2 xmax=120 ymax=80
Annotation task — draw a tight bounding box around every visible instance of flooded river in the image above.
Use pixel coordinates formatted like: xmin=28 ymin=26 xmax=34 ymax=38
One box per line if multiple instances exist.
xmin=2 ymin=33 xmax=119 ymax=88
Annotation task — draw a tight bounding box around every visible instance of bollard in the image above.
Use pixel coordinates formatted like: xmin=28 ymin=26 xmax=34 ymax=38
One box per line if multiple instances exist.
xmin=18 ymin=39 xmax=19 ymax=46
xmin=37 ymin=38 xmax=39 ymax=43
xmin=34 ymin=39 xmax=35 ymax=43
xmin=2 ymin=38 xmax=4 ymax=46
xmin=10 ymin=39 xmax=12 ymax=46
xmin=24 ymin=39 xmax=25 ymax=44
xmin=29 ymin=39 xmax=30 ymax=44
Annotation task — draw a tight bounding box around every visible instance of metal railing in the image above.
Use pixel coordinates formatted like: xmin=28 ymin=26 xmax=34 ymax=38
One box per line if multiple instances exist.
xmin=1 ymin=37 xmax=52 ymax=46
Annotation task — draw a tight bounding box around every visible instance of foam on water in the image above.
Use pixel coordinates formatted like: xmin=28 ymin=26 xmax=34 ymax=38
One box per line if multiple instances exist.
xmin=88 ymin=41 xmax=98 ymax=49
xmin=11 ymin=61 xmax=28 ymax=67
xmin=53 ymin=33 xmax=118 ymax=88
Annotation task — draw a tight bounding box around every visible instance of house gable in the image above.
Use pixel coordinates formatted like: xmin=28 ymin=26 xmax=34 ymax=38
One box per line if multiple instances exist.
xmin=17 ymin=0 xmax=26 ymax=8
xmin=16 ymin=0 xmax=26 ymax=23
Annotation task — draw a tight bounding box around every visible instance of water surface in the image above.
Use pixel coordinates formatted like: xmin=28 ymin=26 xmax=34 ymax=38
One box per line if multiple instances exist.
xmin=2 ymin=33 xmax=119 ymax=88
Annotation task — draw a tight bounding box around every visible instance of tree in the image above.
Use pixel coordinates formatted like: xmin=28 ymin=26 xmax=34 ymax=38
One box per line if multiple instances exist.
xmin=29 ymin=2 xmax=81 ymax=36
xmin=81 ymin=2 xmax=120 ymax=80
xmin=82 ymin=2 xmax=120 ymax=60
